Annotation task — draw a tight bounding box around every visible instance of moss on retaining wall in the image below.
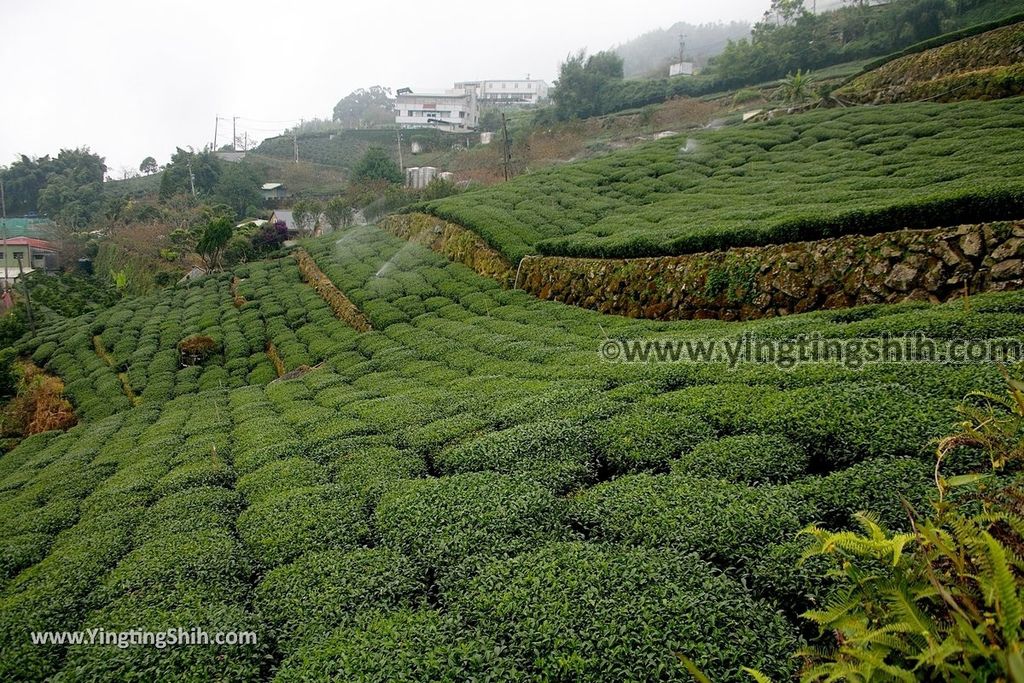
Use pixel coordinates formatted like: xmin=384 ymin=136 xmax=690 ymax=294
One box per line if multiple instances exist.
xmin=378 ymin=214 xmax=515 ymax=286
xmin=382 ymin=214 xmax=1024 ymax=321
xmin=837 ymin=21 xmax=1024 ymax=104
xmin=517 ymin=222 xmax=1024 ymax=320
xmin=294 ymin=249 xmax=373 ymax=332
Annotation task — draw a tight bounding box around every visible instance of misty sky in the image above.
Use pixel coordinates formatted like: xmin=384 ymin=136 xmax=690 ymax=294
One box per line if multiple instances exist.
xmin=0 ymin=0 xmax=766 ymax=175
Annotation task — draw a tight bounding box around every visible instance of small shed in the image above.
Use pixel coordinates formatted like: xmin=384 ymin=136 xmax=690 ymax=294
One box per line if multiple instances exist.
xmin=261 ymin=183 xmax=288 ymax=201
xmin=269 ymin=210 xmax=298 ymax=236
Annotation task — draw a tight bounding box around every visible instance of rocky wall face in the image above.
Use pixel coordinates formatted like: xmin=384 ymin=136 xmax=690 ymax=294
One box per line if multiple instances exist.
xmin=518 ymin=222 xmax=1024 ymax=320
xmin=379 ymin=214 xmax=515 ymax=286
xmin=381 ymin=214 xmax=1023 ymax=321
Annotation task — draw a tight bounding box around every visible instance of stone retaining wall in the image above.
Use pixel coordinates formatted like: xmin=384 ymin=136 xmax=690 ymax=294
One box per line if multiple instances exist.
xmin=384 ymin=214 xmax=1024 ymax=320
xmin=379 ymin=214 xmax=515 ymax=285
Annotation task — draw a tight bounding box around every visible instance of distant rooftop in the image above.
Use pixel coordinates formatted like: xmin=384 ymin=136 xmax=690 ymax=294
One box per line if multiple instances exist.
xmin=270 ymin=209 xmax=296 ymax=232
xmin=0 ymin=236 xmax=57 ymax=250
xmin=262 ymin=183 xmax=284 ymax=191
xmin=396 ymin=89 xmax=470 ymax=98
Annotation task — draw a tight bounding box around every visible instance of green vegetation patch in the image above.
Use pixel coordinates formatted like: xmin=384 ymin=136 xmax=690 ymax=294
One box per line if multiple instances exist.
xmin=425 ymin=99 xmax=1024 ymax=260
xmin=449 ymin=542 xmax=801 ymax=681
xmin=1 ymin=224 xmax=1023 ymax=679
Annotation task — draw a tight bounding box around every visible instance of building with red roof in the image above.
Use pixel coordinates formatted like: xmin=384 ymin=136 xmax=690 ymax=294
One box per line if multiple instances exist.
xmin=0 ymin=236 xmax=60 ymax=287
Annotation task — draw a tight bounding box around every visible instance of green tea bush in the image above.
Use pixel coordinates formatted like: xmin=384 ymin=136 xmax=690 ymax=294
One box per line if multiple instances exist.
xmin=274 ymin=609 xmax=514 ymax=682
xmin=0 ymin=533 xmax=50 ymax=585
xmin=330 ymin=447 xmax=427 ymax=511
xmin=151 ymin=457 xmax=233 ymax=497
xmin=572 ymin=473 xmax=810 ymax=565
xmin=741 ymin=383 xmax=954 ymax=470
xmin=133 ymin=487 xmax=243 ymax=545
xmin=673 ymin=433 xmax=809 ymax=484
xmin=235 ymin=458 xmax=328 ymax=504
xmin=0 ymin=509 xmax=137 ymax=680
xmin=449 ymin=542 xmax=800 ymax=681
xmin=94 ymin=530 xmax=250 ymax=608
xmin=237 ymin=485 xmax=369 ymax=567
xmin=790 ymin=456 xmax=934 ymax=530
xmin=436 ymin=419 xmax=598 ymax=493
xmin=256 ymin=548 xmax=421 ymax=653
xmin=425 ymin=99 xmax=1024 ymax=260
xmin=61 ymin=596 xmax=263 ymax=681
xmin=374 ymin=472 xmax=568 ymax=584
xmin=594 ymin=406 xmax=715 ymax=475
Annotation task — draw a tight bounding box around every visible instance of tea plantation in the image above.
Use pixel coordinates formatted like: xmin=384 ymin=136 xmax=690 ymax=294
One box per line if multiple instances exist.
xmin=423 ymin=98 xmax=1024 ymax=260
xmin=1 ymin=222 xmax=1022 ymax=680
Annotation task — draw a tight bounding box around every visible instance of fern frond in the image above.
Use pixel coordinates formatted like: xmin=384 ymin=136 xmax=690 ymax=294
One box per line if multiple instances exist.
xmin=886 ymin=585 xmax=939 ymax=644
xmin=949 ymin=612 xmax=992 ymax=655
xmin=803 ymin=589 xmax=859 ymax=627
xmin=840 ymin=646 xmax=917 ymax=682
xmin=913 ymin=633 xmax=962 ymax=669
xmin=980 ymin=531 xmax=1023 ymax=643
xmin=675 ymin=654 xmax=712 ymax=683
xmin=741 ymin=667 xmax=773 ymax=683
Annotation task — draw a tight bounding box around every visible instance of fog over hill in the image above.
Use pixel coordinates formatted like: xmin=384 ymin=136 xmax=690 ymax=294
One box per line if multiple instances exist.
xmin=613 ymin=21 xmax=752 ymax=78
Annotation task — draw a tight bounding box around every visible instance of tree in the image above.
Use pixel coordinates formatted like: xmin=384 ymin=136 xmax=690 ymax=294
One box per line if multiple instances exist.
xmin=478 ymin=109 xmax=504 ymax=133
xmin=352 ymin=147 xmax=403 ymax=185
xmin=585 ymin=50 xmax=625 ymax=79
xmin=195 ymin=217 xmax=233 ymax=271
xmin=552 ymin=50 xmax=625 ymax=120
xmin=291 ymin=199 xmax=322 ymax=237
xmin=0 ymin=147 xmax=106 ymax=217
xmin=139 ymin=156 xmax=159 ymax=175
xmin=332 ymin=86 xmax=395 ymax=128
xmin=37 ymin=175 xmax=103 ymax=228
xmin=159 ymin=148 xmax=222 ymax=199
xmin=324 ymin=196 xmax=354 ymax=231
xmin=214 ymin=163 xmax=262 ymax=219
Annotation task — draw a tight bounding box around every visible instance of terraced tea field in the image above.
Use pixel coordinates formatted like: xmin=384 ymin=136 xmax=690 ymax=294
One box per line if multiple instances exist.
xmin=423 ymin=98 xmax=1024 ymax=260
xmin=2 ymin=223 xmax=1022 ymax=680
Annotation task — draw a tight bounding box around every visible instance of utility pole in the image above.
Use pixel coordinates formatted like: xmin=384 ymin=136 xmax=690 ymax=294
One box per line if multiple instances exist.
xmin=293 ymin=135 xmax=299 ymax=164
xmin=232 ymin=116 xmax=238 ymax=151
xmin=1 ymin=180 xmax=6 ymax=245
xmin=396 ymin=129 xmax=404 ymax=172
xmin=678 ymin=34 xmax=687 ymax=64
xmin=501 ymin=113 xmax=512 ymax=182
xmin=213 ymin=116 xmax=219 ymax=150
xmin=1 ymin=181 xmax=7 ymax=296
xmin=244 ymin=132 xmax=248 ymax=152
xmin=14 ymin=253 xmax=34 ymax=334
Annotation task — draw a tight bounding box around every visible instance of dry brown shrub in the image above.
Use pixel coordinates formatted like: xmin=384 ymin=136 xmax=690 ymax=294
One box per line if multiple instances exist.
xmin=177 ymin=335 xmax=219 ymax=366
xmin=2 ymin=362 xmax=77 ymax=436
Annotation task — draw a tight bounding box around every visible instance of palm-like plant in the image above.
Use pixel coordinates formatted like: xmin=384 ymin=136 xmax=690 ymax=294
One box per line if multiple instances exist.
xmin=780 ymin=70 xmax=814 ymax=104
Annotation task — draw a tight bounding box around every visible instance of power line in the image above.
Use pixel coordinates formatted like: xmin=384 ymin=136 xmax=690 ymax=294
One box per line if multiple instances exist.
xmin=234 ymin=116 xmax=305 ymax=124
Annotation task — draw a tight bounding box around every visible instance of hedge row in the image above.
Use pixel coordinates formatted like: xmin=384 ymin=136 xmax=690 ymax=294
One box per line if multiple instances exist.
xmin=424 ymin=99 xmax=1024 ymax=260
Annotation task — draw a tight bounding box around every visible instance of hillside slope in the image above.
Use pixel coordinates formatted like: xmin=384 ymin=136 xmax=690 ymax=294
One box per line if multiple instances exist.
xmin=423 ymin=98 xmax=1024 ymax=261
xmin=253 ymin=128 xmax=474 ymax=174
xmin=836 ymin=20 xmax=1024 ymax=103
xmin=2 ymin=223 xmax=1023 ymax=679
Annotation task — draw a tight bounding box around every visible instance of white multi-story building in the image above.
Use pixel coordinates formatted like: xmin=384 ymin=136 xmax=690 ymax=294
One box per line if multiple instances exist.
xmin=455 ymin=79 xmax=549 ymax=106
xmin=395 ymin=88 xmax=479 ymax=130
